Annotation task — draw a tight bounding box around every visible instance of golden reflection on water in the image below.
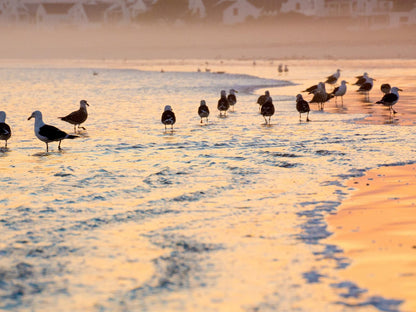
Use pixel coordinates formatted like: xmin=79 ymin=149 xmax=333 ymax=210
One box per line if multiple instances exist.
xmin=0 ymin=59 xmax=416 ymax=311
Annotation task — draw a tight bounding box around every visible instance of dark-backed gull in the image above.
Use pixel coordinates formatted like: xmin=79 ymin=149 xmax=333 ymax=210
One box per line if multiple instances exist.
xmin=28 ymin=111 xmax=78 ymax=152
xmin=0 ymin=111 xmax=11 ymax=148
xmin=325 ymin=69 xmax=341 ymax=85
xmin=161 ymin=105 xmax=176 ymax=130
xmin=376 ymin=87 xmax=402 ymax=114
xmin=261 ymin=96 xmax=275 ymax=125
xmin=257 ymin=90 xmax=270 ymax=112
xmin=198 ymin=100 xmax=210 ymax=124
xmin=217 ymin=90 xmax=230 ymax=117
xmin=227 ymin=89 xmax=238 ymax=112
xmin=296 ymin=94 xmax=310 ymax=122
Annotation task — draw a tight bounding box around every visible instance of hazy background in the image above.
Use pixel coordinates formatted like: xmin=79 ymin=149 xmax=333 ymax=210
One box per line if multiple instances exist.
xmin=0 ymin=0 xmax=415 ymax=60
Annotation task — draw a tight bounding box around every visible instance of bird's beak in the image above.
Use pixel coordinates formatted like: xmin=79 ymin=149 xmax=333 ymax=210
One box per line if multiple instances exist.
xmin=373 ymin=79 xmax=377 ymax=81
xmin=28 ymin=114 xmax=33 ymax=120
xmin=398 ymin=88 xmax=403 ymax=92
xmin=86 ymin=102 xmax=90 ymax=106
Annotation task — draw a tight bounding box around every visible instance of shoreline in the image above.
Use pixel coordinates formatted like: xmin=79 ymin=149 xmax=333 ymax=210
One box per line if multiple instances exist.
xmin=325 ymin=164 xmax=416 ymax=312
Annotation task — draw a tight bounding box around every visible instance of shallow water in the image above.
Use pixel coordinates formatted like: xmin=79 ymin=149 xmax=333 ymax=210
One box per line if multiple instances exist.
xmin=0 ymin=59 xmax=415 ymax=311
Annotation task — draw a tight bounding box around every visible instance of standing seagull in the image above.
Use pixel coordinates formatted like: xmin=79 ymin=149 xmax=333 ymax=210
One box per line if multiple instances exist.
xmin=261 ymin=96 xmax=275 ymax=125
xmin=161 ymin=105 xmax=176 ymax=130
xmin=331 ymin=80 xmax=348 ymax=104
xmin=356 ymin=76 xmax=375 ymax=100
xmin=376 ymin=87 xmax=402 ymax=114
xmin=325 ymin=69 xmax=341 ymax=85
xmin=198 ymin=100 xmax=210 ymax=124
xmin=257 ymin=90 xmax=270 ymax=112
xmin=310 ymin=82 xmax=333 ymax=110
xmin=59 ymin=100 xmax=89 ymax=133
xmin=227 ymin=89 xmax=238 ymax=112
xmin=296 ymin=94 xmax=310 ymax=122
xmin=28 ymin=111 xmax=78 ymax=152
xmin=217 ymin=90 xmax=230 ymax=117
xmin=0 ymin=111 xmax=11 ymax=148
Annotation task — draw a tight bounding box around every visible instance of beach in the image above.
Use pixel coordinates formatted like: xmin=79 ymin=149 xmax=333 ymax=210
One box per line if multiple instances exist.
xmin=326 ymin=165 xmax=416 ymax=312
xmin=0 ymin=56 xmax=415 ymax=311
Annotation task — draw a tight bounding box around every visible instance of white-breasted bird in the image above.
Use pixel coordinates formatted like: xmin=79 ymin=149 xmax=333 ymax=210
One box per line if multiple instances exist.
xmin=331 ymin=80 xmax=348 ymax=104
xmin=325 ymin=69 xmax=341 ymax=85
xmin=376 ymin=87 xmax=402 ymax=114
xmin=28 ymin=111 xmax=78 ymax=152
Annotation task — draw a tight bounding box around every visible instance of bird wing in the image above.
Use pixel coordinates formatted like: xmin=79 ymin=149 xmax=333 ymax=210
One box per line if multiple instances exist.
xmin=257 ymin=95 xmax=266 ymax=105
xmin=380 ymin=93 xmax=398 ymax=103
xmin=161 ymin=111 xmax=176 ymax=124
xmin=0 ymin=123 xmax=11 ymax=136
xmin=59 ymin=109 xmax=87 ymax=123
xmin=198 ymin=106 xmax=209 ymax=117
xmin=39 ymin=125 xmax=67 ymax=140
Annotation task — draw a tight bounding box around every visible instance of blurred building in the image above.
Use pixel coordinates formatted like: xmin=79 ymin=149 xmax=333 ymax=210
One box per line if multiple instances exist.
xmin=0 ymin=0 xmax=414 ymax=28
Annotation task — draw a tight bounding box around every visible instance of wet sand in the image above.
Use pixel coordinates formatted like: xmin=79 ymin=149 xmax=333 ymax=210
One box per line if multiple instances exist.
xmin=326 ymin=165 xmax=416 ymax=312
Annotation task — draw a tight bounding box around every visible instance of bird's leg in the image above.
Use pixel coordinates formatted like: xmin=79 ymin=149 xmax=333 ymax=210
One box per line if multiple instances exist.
xmin=263 ymin=116 xmax=267 ymax=124
xmin=268 ymin=116 xmax=271 ymax=125
xmin=46 ymin=143 xmax=49 ymax=152
xmin=58 ymin=140 xmax=62 ymax=150
xmin=200 ymin=118 xmax=203 ymax=124
xmin=74 ymin=125 xmax=76 ymax=133
xmin=5 ymin=140 xmax=7 ymax=148
xmin=299 ymin=113 xmax=302 ymax=121
xmin=306 ymin=112 xmax=310 ymax=122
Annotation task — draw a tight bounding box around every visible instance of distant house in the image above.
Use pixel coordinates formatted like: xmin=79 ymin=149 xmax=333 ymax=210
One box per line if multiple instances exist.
xmin=220 ymin=0 xmax=262 ymax=24
xmin=36 ymin=2 xmax=87 ymax=25
xmin=281 ymin=0 xmax=325 ymax=16
xmin=189 ymin=0 xmax=206 ymax=18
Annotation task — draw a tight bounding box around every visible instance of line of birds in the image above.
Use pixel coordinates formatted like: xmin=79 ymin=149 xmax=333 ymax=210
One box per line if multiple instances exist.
xmin=0 ymin=100 xmax=89 ymax=152
xmin=0 ymin=70 xmax=403 ymax=151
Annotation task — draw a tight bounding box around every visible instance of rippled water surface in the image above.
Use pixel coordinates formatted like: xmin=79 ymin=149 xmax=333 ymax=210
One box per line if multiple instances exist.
xmin=1 ymin=59 xmax=416 ymax=311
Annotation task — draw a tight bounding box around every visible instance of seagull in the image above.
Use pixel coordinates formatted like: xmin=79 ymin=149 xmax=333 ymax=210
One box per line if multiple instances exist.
xmin=198 ymin=100 xmax=210 ymax=124
xmin=353 ymin=72 xmax=368 ymax=86
xmin=217 ymin=90 xmax=230 ymax=117
xmin=331 ymin=80 xmax=348 ymax=104
xmin=380 ymin=83 xmax=391 ymax=94
xmin=161 ymin=105 xmax=176 ymax=130
xmin=28 ymin=111 xmax=78 ymax=152
xmin=325 ymin=69 xmax=341 ymax=85
xmin=296 ymin=94 xmax=310 ymax=122
xmin=278 ymin=64 xmax=283 ymax=73
xmin=227 ymin=89 xmax=238 ymax=112
xmin=261 ymin=96 xmax=275 ymax=125
xmin=284 ymin=65 xmax=289 ymax=72
xmin=356 ymin=76 xmax=375 ymax=99
xmin=257 ymin=90 xmax=270 ymax=112
xmin=376 ymin=87 xmax=402 ymax=114
xmin=309 ymin=82 xmax=333 ymax=110
xmin=0 ymin=111 xmax=11 ymax=148
xmin=59 ymin=100 xmax=89 ymax=133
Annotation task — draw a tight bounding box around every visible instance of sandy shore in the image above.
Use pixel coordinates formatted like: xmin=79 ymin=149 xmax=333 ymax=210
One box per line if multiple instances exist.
xmin=326 ymin=165 xmax=416 ymax=312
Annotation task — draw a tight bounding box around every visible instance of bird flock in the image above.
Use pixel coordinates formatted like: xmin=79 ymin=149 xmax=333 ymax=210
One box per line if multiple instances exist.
xmin=0 ymin=68 xmax=403 ymax=152
xmin=299 ymin=68 xmax=402 ymax=120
